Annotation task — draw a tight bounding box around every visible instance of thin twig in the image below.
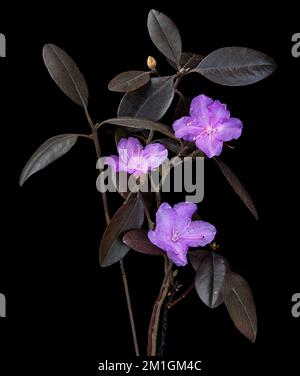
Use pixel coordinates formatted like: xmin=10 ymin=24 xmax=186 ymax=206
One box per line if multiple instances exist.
xmin=76 ymin=133 xmax=93 ymax=139
xmin=169 ymin=282 xmax=195 ymax=309
xmin=92 ymin=128 xmax=110 ymax=224
xmin=155 ymin=191 xmax=161 ymax=209
xmin=85 ymin=108 xmax=140 ymax=356
xmin=120 ymin=259 xmax=140 ymax=356
xmin=146 ymin=130 xmax=155 ymax=145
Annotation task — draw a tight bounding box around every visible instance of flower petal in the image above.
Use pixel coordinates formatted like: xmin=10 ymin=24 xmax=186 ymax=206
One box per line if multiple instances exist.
xmin=173 ymin=116 xmax=201 ymax=142
xmin=217 ymin=118 xmax=243 ymax=142
xmin=148 ymin=231 xmax=188 ymax=266
xmin=190 ymin=94 xmax=213 ymax=120
xmin=154 ymin=202 xmax=176 ymax=238
xmin=117 ymin=137 xmax=143 ymax=165
xmin=172 ymin=203 xmax=197 ymax=241
xmin=166 ymin=243 xmax=189 ymax=266
xmin=143 ymin=143 xmax=168 ymax=171
xmin=195 ymin=134 xmax=224 ymax=158
xmin=181 ymin=220 xmax=217 ymax=247
xmin=103 ymin=155 xmax=119 ymax=172
xmin=174 ymin=202 xmax=197 ymax=219
xmin=208 ymin=100 xmax=230 ymax=126
xmin=127 ymin=156 xmax=147 ymax=175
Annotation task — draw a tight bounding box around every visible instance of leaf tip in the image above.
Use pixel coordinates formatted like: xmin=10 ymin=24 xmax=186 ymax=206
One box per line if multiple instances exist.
xmin=19 ymin=169 xmax=28 ymax=187
xmin=148 ymin=8 xmax=159 ymax=16
xmin=42 ymin=43 xmax=53 ymax=57
xmin=251 ymin=332 xmax=257 ymax=343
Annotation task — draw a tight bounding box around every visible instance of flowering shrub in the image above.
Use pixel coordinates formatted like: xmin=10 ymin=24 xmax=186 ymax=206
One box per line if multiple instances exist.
xmin=20 ymin=9 xmax=276 ymax=355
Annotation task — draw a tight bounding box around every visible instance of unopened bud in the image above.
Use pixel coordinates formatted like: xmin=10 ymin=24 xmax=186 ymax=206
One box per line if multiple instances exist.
xmin=147 ymin=56 xmax=157 ymax=70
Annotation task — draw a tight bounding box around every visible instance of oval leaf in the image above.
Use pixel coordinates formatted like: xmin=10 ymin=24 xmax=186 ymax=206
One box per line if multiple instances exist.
xmin=147 ymin=9 xmax=182 ymax=66
xmin=99 ymin=194 xmax=144 ymax=267
xmin=214 ymin=158 xmax=258 ymax=221
xmin=189 ymin=249 xmax=209 ymax=271
xmin=195 ymin=252 xmax=229 ymax=308
xmin=123 ymin=229 xmax=163 ymax=256
xmin=224 ymin=272 xmax=257 ymax=343
xmin=43 ymin=44 xmax=89 ymax=107
xmin=100 ymin=117 xmax=176 ymax=139
xmin=108 ymin=71 xmax=150 ymax=92
xmin=19 ymin=134 xmax=78 ymax=186
xmin=118 ymin=76 xmax=175 ymax=121
xmin=194 ymin=47 xmax=276 ymax=86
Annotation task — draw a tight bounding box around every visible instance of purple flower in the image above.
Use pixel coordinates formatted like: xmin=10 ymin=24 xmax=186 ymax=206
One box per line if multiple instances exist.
xmin=148 ymin=202 xmax=216 ymax=266
xmin=173 ymin=94 xmax=243 ymax=158
xmin=104 ymin=137 xmax=168 ymax=176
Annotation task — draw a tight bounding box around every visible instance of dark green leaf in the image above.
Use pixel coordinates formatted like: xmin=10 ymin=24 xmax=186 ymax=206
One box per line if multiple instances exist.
xmin=43 ymin=44 xmax=89 ymax=107
xmin=99 ymin=194 xmax=144 ymax=267
xmin=195 ymin=252 xmax=229 ymax=308
xmin=118 ymin=76 xmax=175 ymax=121
xmin=147 ymin=9 xmax=182 ymax=66
xmin=19 ymin=134 xmax=78 ymax=186
xmin=108 ymin=71 xmax=150 ymax=92
xmin=194 ymin=47 xmax=276 ymax=86
xmin=123 ymin=229 xmax=163 ymax=256
xmin=214 ymin=158 xmax=258 ymax=221
xmin=100 ymin=117 xmax=176 ymax=139
xmin=224 ymin=272 xmax=257 ymax=342
xmin=189 ymin=249 xmax=209 ymax=271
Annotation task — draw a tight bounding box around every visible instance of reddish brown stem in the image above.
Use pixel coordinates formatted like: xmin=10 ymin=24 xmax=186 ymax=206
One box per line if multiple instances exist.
xmin=147 ymin=261 xmax=173 ymax=356
xmin=169 ymin=282 xmax=195 ymax=309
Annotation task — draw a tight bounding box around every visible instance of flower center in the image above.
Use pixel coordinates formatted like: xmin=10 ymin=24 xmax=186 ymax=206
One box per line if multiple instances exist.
xmin=193 ymin=124 xmax=216 ymax=141
xmin=171 ymin=230 xmax=180 ymax=242
xmin=171 ymin=219 xmax=192 ymax=242
xmin=205 ymin=125 xmax=216 ymax=135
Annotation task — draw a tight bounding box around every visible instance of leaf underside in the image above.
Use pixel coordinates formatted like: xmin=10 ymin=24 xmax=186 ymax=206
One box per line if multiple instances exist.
xmin=118 ymin=76 xmax=175 ymax=121
xmin=194 ymin=251 xmax=229 ymax=308
xmin=224 ymin=272 xmax=257 ymax=342
xmin=99 ymin=194 xmax=145 ymax=267
xmin=215 ymin=158 xmax=258 ymax=220
xmin=19 ymin=134 xmax=78 ymax=186
xmin=195 ymin=46 xmax=276 ymax=86
xmin=147 ymin=9 xmax=182 ymax=65
xmin=43 ymin=44 xmax=89 ymax=107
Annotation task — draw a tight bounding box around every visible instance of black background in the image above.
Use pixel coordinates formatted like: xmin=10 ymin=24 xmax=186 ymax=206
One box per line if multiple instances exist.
xmin=1 ymin=2 xmax=299 ymax=375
